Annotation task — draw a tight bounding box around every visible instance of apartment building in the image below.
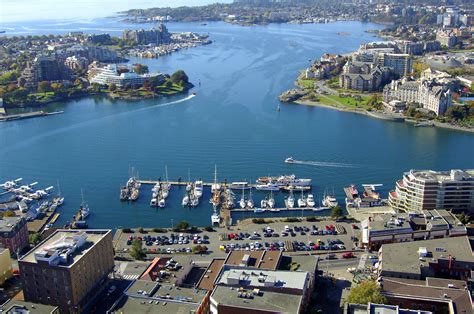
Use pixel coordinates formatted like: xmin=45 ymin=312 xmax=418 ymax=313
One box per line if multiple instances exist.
xmin=18 ymin=229 xmax=114 ymax=313
xmin=389 ymin=169 xmax=474 ymax=213
xmin=0 ymin=217 xmax=29 ymax=256
xmin=88 ymin=63 xmax=165 ymax=88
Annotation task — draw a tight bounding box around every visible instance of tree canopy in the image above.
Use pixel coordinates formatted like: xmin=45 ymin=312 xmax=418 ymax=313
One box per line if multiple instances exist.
xmin=170 ymin=70 xmax=189 ymax=85
xmin=331 ymin=205 xmax=343 ymax=218
xmin=348 ymin=280 xmax=387 ymax=304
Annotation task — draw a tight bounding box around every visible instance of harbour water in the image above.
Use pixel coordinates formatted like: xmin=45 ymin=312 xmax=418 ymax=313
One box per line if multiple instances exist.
xmin=0 ymin=20 xmax=473 ymax=228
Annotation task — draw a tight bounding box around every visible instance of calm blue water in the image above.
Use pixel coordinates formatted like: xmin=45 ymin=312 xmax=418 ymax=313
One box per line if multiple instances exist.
xmin=1 ymin=20 xmax=473 ymax=228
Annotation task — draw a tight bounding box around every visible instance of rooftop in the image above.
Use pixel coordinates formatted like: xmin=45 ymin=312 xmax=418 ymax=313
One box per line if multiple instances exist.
xmin=110 ymin=295 xmax=199 ymax=314
xmin=347 ymin=302 xmax=432 ymax=314
xmin=217 ymin=266 xmax=308 ymax=292
xmin=20 ymin=229 xmax=111 ymax=267
xmin=0 ymin=300 xmax=59 ymax=314
xmin=0 ymin=217 xmax=24 ymax=233
xmin=381 ymin=277 xmax=473 ymax=314
xmin=211 ymin=285 xmax=302 ymax=313
xmin=197 ymin=258 xmax=225 ymax=291
xmin=224 ymin=250 xmax=281 ymax=270
xmin=405 ymin=169 xmax=474 ymax=183
xmin=380 ymin=237 xmax=474 ymax=277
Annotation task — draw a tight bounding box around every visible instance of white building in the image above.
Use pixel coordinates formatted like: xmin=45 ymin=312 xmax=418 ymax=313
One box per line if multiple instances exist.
xmin=88 ymin=64 xmax=165 ymax=88
xmin=389 ymin=169 xmax=474 ymax=213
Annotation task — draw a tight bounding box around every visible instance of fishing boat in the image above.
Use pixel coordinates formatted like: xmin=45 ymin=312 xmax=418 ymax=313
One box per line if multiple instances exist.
xmin=267 ymin=190 xmax=275 ymax=208
xmin=297 ymin=189 xmax=306 ymax=207
xmin=307 ymin=194 xmax=316 ymax=207
xmin=287 ymin=190 xmax=295 ymax=208
xmin=211 ymin=210 xmax=220 ymax=224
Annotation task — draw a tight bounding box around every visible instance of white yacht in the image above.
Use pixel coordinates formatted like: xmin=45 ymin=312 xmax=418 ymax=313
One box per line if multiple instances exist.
xmin=182 ymin=195 xmax=189 ymax=207
xmin=298 ymin=189 xmax=306 ymax=207
xmin=211 ymin=210 xmax=220 ymax=224
xmin=255 ymin=183 xmax=280 ymax=191
xmin=267 ymin=191 xmax=275 ymax=208
xmin=287 ymin=190 xmax=295 ymax=208
xmin=194 ymin=180 xmax=203 ymax=198
xmin=158 ymin=198 xmax=166 ymax=208
xmin=307 ymin=194 xmax=316 ymax=207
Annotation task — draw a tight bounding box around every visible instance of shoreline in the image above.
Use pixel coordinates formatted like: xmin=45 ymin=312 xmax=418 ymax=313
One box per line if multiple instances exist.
xmin=293 ymin=99 xmax=474 ymax=134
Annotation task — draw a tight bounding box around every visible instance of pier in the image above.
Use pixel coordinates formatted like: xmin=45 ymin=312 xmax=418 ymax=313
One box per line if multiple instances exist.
xmin=0 ymin=110 xmax=64 ymax=122
xmin=139 ymin=180 xmax=311 ymax=191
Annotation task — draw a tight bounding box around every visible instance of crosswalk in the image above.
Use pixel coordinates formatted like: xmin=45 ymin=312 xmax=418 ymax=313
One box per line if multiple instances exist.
xmin=121 ymin=274 xmax=140 ymax=280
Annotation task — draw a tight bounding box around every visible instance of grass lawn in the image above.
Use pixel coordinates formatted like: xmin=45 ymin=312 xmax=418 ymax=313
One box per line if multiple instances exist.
xmin=323 ymin=94 xmax=371 ymax=109
xmin=297 ymin=78 xmax=316 ymax=89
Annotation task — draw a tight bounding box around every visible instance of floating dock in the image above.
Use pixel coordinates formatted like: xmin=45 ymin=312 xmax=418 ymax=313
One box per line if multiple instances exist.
xmin=139 ymin=180 xmax=311 ymax=191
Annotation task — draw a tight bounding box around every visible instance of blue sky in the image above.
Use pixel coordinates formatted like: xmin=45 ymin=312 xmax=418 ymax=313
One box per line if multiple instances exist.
xmin=1 ymin=0 xmax=231 ymax=23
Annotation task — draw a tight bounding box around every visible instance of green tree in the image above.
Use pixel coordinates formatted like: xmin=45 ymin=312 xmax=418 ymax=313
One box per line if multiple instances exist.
xmin=109 ymin=83 xmax=117 ymax=91
xmin=192 ymin=245 xmax=208 ymax=254
xmin=163 ymin=79 xmax=173 ymax=88
xmin=130 ymin=238 xmax=145 ymax=260
xmin=174 ymin=220 xmax=190 ymax=231
xmin=29 ymin=233 xmax=43 ymax=245
xmin=133 ymin=64 xmax=149 ymax=75
xmin=38 ymin=81 xmax=52 ymax=93
xmin=456 ymin=212 xmax=471 ymax=225
xmin=348 ymin=281 xmax=387 ymax=304
xmin=170 ymin=70 xmax=189 ymax=85
xmin=331 ymin=205 xmax=343 ymax=219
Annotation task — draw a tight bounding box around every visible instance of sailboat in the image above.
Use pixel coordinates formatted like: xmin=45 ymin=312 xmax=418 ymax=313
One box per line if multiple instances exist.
xmin=287 ymin=189 xmax=295 ymax=208
xmin=78 ymin=189 xmax=90 ymax=220
xmin=322 ymin=188 xmax=338 ymax=208
xmin=239 ymin=185 xmax=246 ymax=209
xmin=307 ymin=194 xmax=316 ymax=207
xmin=297 ymin=188 xmax=306 ymax=208
xmin=161 ymin=166 xmax=171 ymax=199
xmin=267 ymin=190 xmax=275 ymax=208
xmin=186 ymin=169 xmax=192 ymax=192
xmin=182 ymin=195 xmax=189 ymax=207
xmin=247 ymin=188 xmax=254 ymax=209
xmin=158 ymin=198 xmax=166 ymax=208
xmin=260 ymin=197 xmax=268 ymax=209
xmin=211 ymin=164 xmax=221 ymax=193
xmin=52 ymin=179 xmax=64 ymax=207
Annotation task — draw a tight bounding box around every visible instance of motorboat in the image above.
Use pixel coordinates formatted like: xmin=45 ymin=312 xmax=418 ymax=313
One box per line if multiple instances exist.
xmin=190 ymin=196 xmax=199 ymax=207
xmin=158 ymin=198 xmax=165 ymax=208
xmin=150 ymin=198 xmax=158 ymax=207
xmin=211 ymin=210 xmax=220 ymax=224
xmin=254 ymin=208 xmax=266 ymax=213
xmin=182 ymin=195 xmax=189 ymax=207
xmin=230 ymin=182 xmax=251 ymax=190
xmin=284 ymin=157 xmax=295 ymax=163
xmin=194 ymin=180 xmax=203 ymax=198
xmin=307 ymin=194 xmax=316 ymax=207
xmin=255 ymin=183 xmax=280 ymax=191
xmin=322 ymin=194 xmax=338 ymax=208
xmin=186 ymin=183 xmax=192 ymax=192
xmin=269 ymin=208 xmax=280 ymax=212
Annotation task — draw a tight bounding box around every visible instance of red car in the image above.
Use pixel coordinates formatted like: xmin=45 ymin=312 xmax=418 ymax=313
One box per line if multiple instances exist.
xmin=342 ymin=252 xmax=355 ymax=258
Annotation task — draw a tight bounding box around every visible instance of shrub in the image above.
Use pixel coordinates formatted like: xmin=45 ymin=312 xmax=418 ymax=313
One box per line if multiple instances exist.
xmin=306 ymin=216 xmax=319 ymax=222
xmin=204 ymin=226 xmax=214 ymax=232
xmin=122 ymin=228 xmax=133 ymax=233
xmin=152 ymin=228 xmax=166 ymax=233
xmin=283 ymin=217 xmax=300 ymax=223
xmin=252 ymin=218 xmax=266 ymax=224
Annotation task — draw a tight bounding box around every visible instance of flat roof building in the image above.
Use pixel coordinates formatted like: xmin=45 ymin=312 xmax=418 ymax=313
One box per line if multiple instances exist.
xmin=0 ymin=217 xmax=29 ymax=257
xmin=0 ymin=299 xmax=59 ymax=313
xmin=18 ymin=229 xmax=114 ymax=313
xmin=378 ymin=236 xmax=474 ymax=281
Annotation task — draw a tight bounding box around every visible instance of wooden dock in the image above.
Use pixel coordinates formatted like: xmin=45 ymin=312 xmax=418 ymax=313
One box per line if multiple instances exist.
xmin=138 ymin=180 xmax=311 ymax=191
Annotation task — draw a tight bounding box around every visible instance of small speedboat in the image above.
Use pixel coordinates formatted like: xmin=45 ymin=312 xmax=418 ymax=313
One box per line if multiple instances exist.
xmin=182 ymin=195 xmax=189 ymax=207
xmin=211 ymin=211 xmax=220 ymax=224
xmin=285 ymin=157 xmax=295 ymax=163
xmin=158 ymin=199 xmax=165 ymax=208
xmin=150 ymin=198 xmax=158 ymax=207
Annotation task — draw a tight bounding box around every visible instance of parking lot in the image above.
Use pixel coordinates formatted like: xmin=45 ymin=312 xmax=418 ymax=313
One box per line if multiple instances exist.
xmin=113 ymin=219 xmax=360 ymax=259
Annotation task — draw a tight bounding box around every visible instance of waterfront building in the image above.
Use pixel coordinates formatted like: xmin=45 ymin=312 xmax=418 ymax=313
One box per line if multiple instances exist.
xmin=339 ymin=60 xmax=389 ymax=92
xmin=64 ymin=55 xmax=89 ymax=71
xmin=361 ymin=209 xmax=467 ymax=251
xmin=0 ymin=248 xmax=13 ymax=285
xmin=380 ymin=277 xmax=473 ymax=314
xmin=0 ymin=217 xmax=29 ymax=257
xmin=305 ymin=53 xmax=344 ymax=79
xmin=383 ymin=77 xmax=452 ymax=116
xmin=86 ymin=33 xmax=111 ymax=44
xmin=383 ymin=100 xmax=406 ymax=112
xmin=18 ymin=229 xmax=114 ymax=313
xmin=388 ymin=169 xmax=474 ymax=213
xmin=88 ymin=64 xmax=165 ymax=88
xmin=345 ymin=303 xmax=432 ymax=314
xmin=378 ymin=236 xmax=474 ymax=281
xmin=20 ymin=56 xmax=71 ymax=85
xmin=122 ymin=24 xmax=171 ymax=45
xmin=376 ymin=53 xmax=412 ymax=78
xmin=0 ymin=300 xmax=59 ymax=313
xmin=436 ymin=29 xmax=458 ymax=48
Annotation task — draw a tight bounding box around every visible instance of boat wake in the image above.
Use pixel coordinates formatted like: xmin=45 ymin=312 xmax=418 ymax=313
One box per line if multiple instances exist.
xmin=149 ymin=94 xmax=196 ymax=110
xmin=287 ymin=159 xmax=355 ymax=168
